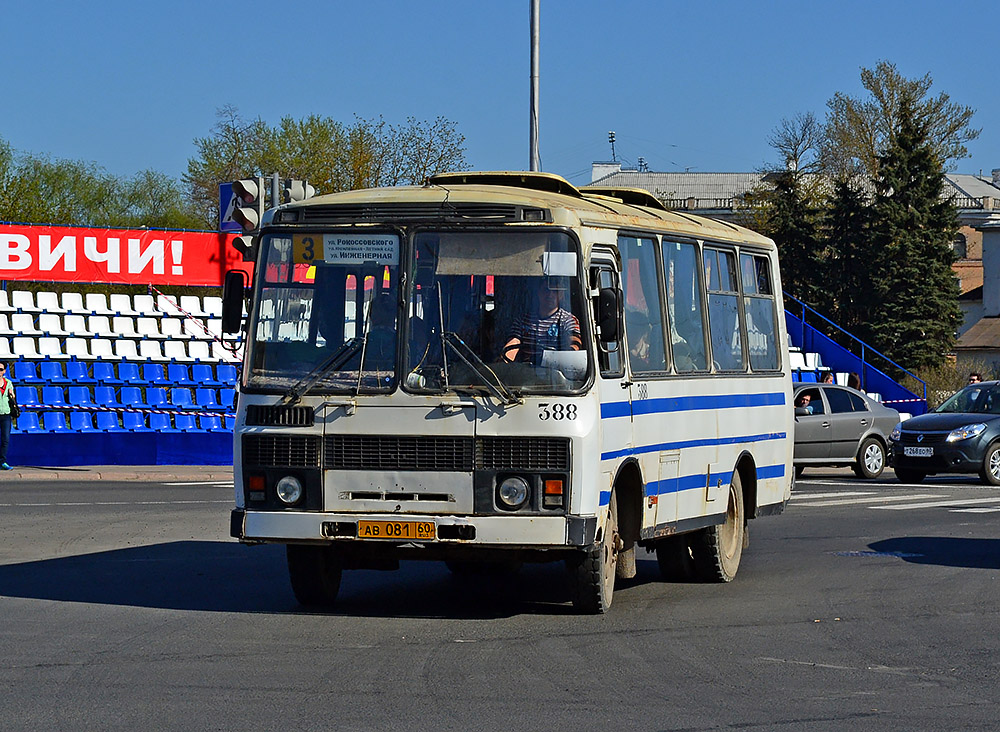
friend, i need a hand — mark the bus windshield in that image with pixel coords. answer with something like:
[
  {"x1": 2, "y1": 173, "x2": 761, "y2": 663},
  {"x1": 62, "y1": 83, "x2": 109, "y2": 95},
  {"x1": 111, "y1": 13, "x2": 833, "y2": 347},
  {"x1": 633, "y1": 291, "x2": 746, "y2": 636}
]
[
  {"x1": 404, "y1": 230, "x2": 590, "y2": 395},
  {"x1": 246, "y1": 231, "x2": 402, "y2": 394}
]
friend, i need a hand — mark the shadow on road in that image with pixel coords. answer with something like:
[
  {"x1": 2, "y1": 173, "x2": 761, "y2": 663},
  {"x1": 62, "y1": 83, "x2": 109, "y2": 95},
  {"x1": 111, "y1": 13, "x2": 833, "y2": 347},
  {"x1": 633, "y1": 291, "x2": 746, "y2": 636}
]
[
  {"x1": 0, "y1": 541, "x2": 604, "y2": 618},
  {"x1": 869, "y1": 536, "x2": 1000, "y2": 570}
]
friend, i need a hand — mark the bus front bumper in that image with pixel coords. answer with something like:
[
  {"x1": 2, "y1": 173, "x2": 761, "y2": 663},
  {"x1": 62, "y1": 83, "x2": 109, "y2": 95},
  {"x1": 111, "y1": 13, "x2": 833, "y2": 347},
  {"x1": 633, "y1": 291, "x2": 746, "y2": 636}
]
[{"x1": 231, "y1": 509, "x2": 597, "y2": 548}]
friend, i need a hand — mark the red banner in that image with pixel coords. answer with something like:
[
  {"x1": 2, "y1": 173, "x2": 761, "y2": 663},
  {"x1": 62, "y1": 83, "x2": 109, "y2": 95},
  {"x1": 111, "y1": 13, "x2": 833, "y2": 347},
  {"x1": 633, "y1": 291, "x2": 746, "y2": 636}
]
[{"x1": 0, "y1": 223, "x2": 253, "y2": 287}]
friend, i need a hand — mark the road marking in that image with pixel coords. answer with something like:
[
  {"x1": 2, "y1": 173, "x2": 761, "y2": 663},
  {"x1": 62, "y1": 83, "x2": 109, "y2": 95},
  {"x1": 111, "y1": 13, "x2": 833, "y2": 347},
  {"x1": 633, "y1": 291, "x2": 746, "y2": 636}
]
[
  {"x1": 0, "y1": 500, "x2": 233, "y2": 507},
  {"x1": 949, "y1": 507, "x2": 1000, "y2": 513},
  {"x1": 791, "y1": 491, "x2": 876, "y2": 500},
  {"x1": 796, "y1": 493, "x2": 943, "y2": 507},
  {"x1": 872, "y1": 496, "x2": 1000, "y2": 510},
  {"x1": 163, "y1": 481, "x2": 233, "y2": 487}
]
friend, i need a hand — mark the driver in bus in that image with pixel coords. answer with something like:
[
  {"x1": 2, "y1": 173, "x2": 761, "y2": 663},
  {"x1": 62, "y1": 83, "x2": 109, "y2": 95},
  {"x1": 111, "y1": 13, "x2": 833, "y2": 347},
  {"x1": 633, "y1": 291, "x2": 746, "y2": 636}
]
[{"x1": 502, "y1": 278, "x2": 581, "y2": 364}]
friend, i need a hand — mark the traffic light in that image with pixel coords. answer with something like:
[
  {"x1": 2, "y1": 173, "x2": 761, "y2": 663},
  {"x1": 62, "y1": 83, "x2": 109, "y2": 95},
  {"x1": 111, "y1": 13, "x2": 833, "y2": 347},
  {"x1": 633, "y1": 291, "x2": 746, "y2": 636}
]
[
  {"x1": 231, "y1": 177, "x2": 265, "y2": 261},
  {"x1": 282, "y1": 179, "x2": 316, "y2": 204}
]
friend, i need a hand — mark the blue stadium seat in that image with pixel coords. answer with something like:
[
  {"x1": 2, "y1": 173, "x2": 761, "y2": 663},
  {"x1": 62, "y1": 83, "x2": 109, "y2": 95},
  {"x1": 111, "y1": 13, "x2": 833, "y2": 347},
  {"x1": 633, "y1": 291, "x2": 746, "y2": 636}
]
[
  {"x1": 95, "y1": 386, "x2": 123, "y2": 408},
  {"x1": 195, "y1": 388, "x2": 221, "y2": 410},
  {"x1": 142, "y1": 363, "x2": 171, "y2": 386},
  {"x1": 145, "y1": 387, "x2": 168, "y2": 409},
  {"x1": 123, "y1": 412, "x2": 151, "y2": 432},
  {"x1": 68, "y1": 386, "x2": 95, "y2": 407},
  {"x1": 92, "y1": 361, "x2": 124, "y2": 385},
  {"x1": 224, "y1": 415, "x2": 236, "y2": 430},
  {"x1": 70, "y1": 411, "x2": 99, "y2": 432},
  {"x1": 65, "y1": 360, "x2": 96, "y2": 383},
  {"x1": 119, "y1": 362, "x2": 145, "y2": 385},
  {"x1": 216, "y1": 364, "x2": 238, "y2": 385},
  {"x1": 167, "y1": 363, "x2": 195, "y2": 386},
  {"x1": 148, "y1": 413, "x2": 181, "y2": 432},
  {"x1": 120, "y1": 386, "x2": 146, "y2": 409},
  {"x1": 219, "y1": 388, "x2": 236, "y2": 410},
  {"x1": 13, "y1": 361, "x2": 43, "y2": 385},
  {"x1": 200, "y1": 415, "x2": 229, "y2": 432},
  {"x1": 41, "y1": 386, "x2": 68, "y2": 407},
  {"x1": 40, "y1": 361, "x2": 70, "y2": 384},
  {"x1": 170, "y1": 388, "x2": 194, "y2": 410},
  {"x1": 192, "y1": 363, "x2": 221, "y2": 386},
  {"x1": 800, "y1": 371, "x2": 819, "y2": 383},
  {"x1": 174, "y1": 413, "x2": 201, "y2": 432},
  {"x1": 12, "y1": 411, "x2": 43, "y2": 434},
  {"x1": 43, "y1": 411, "x2": 72, "y2": 433},
  {"x1": 15, "y1": 386, "x2": 39, "y2": 409},
  {"x1": 96, "y1": 412, "x2": 128, "y2": 432}
]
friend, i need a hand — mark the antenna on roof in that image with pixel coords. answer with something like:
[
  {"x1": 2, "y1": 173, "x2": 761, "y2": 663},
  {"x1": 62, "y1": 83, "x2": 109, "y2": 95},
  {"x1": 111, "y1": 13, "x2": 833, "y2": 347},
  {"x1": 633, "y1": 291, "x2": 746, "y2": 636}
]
[{"x1": 608, "y1": 131, "x2": 617, "y2": 162}]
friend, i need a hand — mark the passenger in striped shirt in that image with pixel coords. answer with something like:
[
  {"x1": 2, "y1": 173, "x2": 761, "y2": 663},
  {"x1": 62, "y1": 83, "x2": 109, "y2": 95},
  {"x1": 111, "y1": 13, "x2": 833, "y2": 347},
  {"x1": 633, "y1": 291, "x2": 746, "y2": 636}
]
[{"x1": 502, "y1": 280, "x2": 581, "y2": 365}]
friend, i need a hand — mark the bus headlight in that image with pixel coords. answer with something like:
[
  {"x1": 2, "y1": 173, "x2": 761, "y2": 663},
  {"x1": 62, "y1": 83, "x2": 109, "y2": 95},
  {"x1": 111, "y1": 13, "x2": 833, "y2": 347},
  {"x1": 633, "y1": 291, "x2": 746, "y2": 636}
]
[
  {"x1": 497, "y1": 477, "x2": 530, "y2": 510},
  {"x1": 275, "y1": 476, "x2": 303, "y2": 505}
]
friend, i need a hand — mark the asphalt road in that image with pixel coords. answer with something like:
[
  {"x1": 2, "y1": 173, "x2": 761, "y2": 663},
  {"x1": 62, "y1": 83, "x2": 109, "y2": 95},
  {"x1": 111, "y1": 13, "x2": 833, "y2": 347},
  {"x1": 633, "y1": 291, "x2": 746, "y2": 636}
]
[{"x1": 1, "y1": 470, "x2": 998, "y2": 731}]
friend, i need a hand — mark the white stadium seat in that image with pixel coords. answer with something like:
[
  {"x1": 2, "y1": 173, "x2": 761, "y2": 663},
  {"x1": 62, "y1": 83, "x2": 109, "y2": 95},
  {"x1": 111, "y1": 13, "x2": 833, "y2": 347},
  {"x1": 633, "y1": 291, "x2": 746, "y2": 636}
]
[
  {"x1": 180, "y1": 295, "x2": 207, "y2": 318},
  {"x1": 87, "y1": 316, "x2": 116, "y2": 338},
  {"x1": 62, "y1": 314, "x2": 92, "y2": 337},
  {"x1": 64, "y1": 337, "x2": 92, "y2": 360},
  {"x1": 159, "y1": 318, "x2": 186, "y2": 340},
  {"x1": 0, "y1": 337, "x2": 14, "y2": 359},
  {"x1": 85, "y1": 293, "x2": 115, "y2": 316},
  {"x1": 112, "y1": 316, "x2": 138, "y2": 338},
  {"x1": 0, "y1": 315, "x2": 15, "y2": 337},
  {"x1": 156, "y1": 294, "x2": 181, "y2": 316},
  {"x1": 164, "y1": 340, "x2": 193, "y2": 362},
  {"x1": 135, "y1": 317, "x2": 162, "y2": 339},
  {"x1": 0, "y1": 291, "x2": 14, "y2": 313},
  {"x1": 184, "y1": 319, "x2": 212, "y2": 340},
  {"x1": 61, "y1": 291, "x2": 87, "y2": 314},
  {"x1": 187, "y1": 341, "x2": 211, "y2": 362},
  {"x1": 36, "y1": 291, "x2": 65, "y2": 313},
  {"x1": 38, "y1": 337, "x2": 68, "y2": 359},
  {"x1": 138, "y1": 340, "x2": 166, "y2": 361},
  {"x1": 203, "y1": 296, "x2": 223, "y2": 318},
  {"x1": 109, "y1": 294, "x2": 140, "y2": 317},
  {"x1": 11, "y1": 291, "x2": 41, "y2": 313},
  {"x1": 37, "y1": 313, "x2": 70, "y2": 337},
  {"x1": 90, "y1": 338, "x2": 118, "y2": 360},
  {"x1": 133, "y1": 294, "x2": 160, "y2": 318},
  {"x1": 11, "y1": 313, "x2": 42, "y2": 336},
  {"x1": 113, "y1": 339, "x2": 141, "y2": 361},
  {"x1": 212, "y1": 341, "x2": 241, "y2": 363}
]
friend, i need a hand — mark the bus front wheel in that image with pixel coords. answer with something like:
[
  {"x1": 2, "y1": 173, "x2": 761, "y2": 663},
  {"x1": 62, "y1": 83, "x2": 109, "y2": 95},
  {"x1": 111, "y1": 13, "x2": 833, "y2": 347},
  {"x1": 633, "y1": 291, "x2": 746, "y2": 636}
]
[
  {"x1": 287, "y1": 544, "x2": 342, "y2": 608},
  {"x1": 689, "y1": 471, "x2": 745, "y2": 583},
  {"x1": 567, "y1": 494, "x2": 619, "y2": 613}
]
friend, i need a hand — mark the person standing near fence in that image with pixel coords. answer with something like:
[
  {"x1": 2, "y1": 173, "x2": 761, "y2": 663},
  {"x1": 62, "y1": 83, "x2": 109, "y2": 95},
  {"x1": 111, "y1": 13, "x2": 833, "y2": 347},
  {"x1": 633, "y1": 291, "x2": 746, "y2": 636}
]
[{"x1": 0, "y1": 362, "x2": 14, "y2": 470}]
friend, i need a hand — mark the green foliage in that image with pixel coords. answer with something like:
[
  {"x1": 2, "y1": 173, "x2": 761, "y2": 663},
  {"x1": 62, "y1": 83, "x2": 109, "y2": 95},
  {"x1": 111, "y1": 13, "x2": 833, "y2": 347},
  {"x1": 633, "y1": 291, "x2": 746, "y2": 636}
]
[
  {"x1": 824, "y1": 178, "x2": 875, "y2": 340},
  {"x1": 184, "y1": 107, "x2": 468, "y2": 229},
  {"x1": 905, "y1": 357, "x2": 995, "y2": 409}
]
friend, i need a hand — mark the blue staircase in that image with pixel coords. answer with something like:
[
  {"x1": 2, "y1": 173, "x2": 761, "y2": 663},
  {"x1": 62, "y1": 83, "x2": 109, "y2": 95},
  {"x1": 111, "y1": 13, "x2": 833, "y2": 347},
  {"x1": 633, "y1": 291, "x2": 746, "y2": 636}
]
[{"x1": 784, "y1": 294, "x2": 928, "y2": 416}]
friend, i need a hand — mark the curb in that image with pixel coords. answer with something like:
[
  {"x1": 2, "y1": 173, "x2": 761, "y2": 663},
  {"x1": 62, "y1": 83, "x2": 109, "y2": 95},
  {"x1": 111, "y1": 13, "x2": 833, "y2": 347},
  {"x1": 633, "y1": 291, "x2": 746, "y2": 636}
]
[{"x1": 1, "y1": 466, "x2": 234, "y2": 482}]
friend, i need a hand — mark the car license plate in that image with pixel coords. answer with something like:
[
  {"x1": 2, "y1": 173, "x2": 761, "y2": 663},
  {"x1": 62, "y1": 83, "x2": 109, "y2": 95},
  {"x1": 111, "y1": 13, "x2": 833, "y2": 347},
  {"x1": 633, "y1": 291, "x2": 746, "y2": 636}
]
[
  {"x1": 357, "y1": 520, "x2": 435, "y2": 540},
  {"x1": 904, "y1": 446, "x2": 933, "y2": 458}
]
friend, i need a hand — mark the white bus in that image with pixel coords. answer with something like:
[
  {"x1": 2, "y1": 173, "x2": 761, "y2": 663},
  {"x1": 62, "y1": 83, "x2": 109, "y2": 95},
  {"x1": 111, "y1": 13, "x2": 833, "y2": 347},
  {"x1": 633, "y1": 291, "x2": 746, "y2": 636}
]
[{"x1": 225, "y1": 172, "x2": 793, "y2": 613}]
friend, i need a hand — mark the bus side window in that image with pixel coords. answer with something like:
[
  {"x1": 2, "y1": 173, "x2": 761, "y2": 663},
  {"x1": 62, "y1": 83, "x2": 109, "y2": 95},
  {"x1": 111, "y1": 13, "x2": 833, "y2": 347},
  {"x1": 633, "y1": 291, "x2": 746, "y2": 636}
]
[
  {"x1": 740, "y1": 252, "x2": 779, "y2": 371},
  {"x1": 704, "y1": 247, "x2": 746, "y2": 371},
  {"x1": 591, "y1": 265, "x2": 623, "y2": 377},
  {"x1": 662, "y1": 240, "x2": 708, "y2": 371},
  {"x1": 618, "y1": 235, "x2": 667, "y2": 373}
]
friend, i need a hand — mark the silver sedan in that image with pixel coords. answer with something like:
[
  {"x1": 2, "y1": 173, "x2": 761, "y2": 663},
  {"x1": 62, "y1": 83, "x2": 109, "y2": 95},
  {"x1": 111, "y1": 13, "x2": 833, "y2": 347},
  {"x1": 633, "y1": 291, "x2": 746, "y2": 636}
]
[{"x1": 793, "y1": 383, "x2": 901, "y2": 479}]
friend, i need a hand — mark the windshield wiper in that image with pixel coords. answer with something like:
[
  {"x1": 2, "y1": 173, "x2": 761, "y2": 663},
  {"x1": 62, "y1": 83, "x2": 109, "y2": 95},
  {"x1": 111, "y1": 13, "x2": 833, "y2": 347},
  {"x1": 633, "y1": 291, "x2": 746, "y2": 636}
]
[
  {"x1": 442, "y1": 331, "x2": 521, "y2": 406},
  {"x1": 281, "y1": 337, "x2": 364, "y2": 405}
]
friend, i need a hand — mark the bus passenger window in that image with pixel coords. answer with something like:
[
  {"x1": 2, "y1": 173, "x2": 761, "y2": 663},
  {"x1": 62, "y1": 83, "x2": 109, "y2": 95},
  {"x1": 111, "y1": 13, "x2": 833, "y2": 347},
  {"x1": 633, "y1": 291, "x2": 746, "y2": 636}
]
[
  {"x1": 704, "y1": 248, "x2": 745, "y2": 371},
  {"x1": 740, "y1": 253, "x2": 778, "y2": 370},
  {"x1": 662, "y1": 241, "x2": 708, "y2": 371},
  {"x1": 618, "y1": 235, "x2": 667, "y2": 373}
]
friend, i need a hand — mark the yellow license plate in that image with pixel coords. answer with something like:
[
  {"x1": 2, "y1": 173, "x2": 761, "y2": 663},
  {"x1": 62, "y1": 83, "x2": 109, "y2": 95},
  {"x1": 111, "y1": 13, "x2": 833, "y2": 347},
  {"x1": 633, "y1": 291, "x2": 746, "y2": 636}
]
[{"x1": 357, "y1": 520, "x2": 435, "y2": 541}]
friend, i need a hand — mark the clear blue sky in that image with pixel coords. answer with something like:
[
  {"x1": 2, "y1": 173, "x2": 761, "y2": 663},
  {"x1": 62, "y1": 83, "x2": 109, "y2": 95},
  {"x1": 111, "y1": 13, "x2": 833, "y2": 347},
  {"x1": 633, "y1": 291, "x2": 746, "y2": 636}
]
[{"x1": 3, "y1": 0, "x2": 997, "y2": 187}]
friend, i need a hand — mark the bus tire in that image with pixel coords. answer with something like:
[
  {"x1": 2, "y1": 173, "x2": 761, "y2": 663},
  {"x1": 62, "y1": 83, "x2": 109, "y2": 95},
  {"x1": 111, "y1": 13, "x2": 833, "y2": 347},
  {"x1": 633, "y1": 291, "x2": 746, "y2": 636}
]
[
  {"x1": 655, "y1": 534, "x2": 694, "y2": 581},
  {"x1": 567, "y1": 494, "x2": 619, "y2": 613},
  {"x1": 689, "y1": 471, "x2": 745, "y2": 583},
  {"x1": 287, "y1": 544, "x2": 342, "y2": 608}
]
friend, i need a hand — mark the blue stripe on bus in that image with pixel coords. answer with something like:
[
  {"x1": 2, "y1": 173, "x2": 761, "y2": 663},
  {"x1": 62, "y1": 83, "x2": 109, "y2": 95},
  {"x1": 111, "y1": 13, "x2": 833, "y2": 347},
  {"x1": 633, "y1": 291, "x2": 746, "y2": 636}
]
[
  {"x1": 600, "y1": 391, "x2": 786, "y2": 420},
  {"x1": 600, "y1": 463, "x2": 786, "y2": 506},
  {"x1": 600, "y1": 432, "x2": 787, "y2": 462}
]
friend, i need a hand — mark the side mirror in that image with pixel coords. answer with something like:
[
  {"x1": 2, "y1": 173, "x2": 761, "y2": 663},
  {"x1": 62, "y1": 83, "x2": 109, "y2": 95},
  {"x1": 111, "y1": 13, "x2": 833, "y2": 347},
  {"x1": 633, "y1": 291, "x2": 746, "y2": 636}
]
[
  {"x1": 597, "y1": 287, "x2": 621, "y2": 342},
  {"x1": 794, "y1": 407, "x2": 810, "y2": 417},
  {"x1": 222, "y1": 269, "x2": 248, "y2": 334}
]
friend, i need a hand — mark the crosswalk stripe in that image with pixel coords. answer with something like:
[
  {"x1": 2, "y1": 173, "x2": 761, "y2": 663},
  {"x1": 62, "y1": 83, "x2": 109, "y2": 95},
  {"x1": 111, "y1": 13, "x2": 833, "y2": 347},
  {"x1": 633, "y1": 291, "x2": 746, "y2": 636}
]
[
  {"x1": 949, "y1": 507, "x2": 1000, "y2": 513},
  {"x1": 791, "y1": 491, "x2": 875, "y2": 500},
  {"x1": 872, "y1": 496, "x2": 1000, "y2": 510},
  {"x1": 795, "y1": 493, "x2": 943, "y2": 507}
]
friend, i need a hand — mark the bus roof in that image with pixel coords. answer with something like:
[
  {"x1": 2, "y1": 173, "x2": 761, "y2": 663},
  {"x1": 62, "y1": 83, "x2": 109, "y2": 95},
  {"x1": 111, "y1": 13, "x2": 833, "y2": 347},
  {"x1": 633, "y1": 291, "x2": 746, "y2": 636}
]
[{"x1": 276, "y1": 171, "x2": 774, "y2": 249}]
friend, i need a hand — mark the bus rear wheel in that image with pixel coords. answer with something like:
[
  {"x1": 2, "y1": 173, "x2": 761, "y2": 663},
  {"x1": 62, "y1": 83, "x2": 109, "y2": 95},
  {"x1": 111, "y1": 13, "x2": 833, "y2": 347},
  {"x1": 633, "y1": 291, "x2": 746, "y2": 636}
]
[
  {"x1": 689, "y1": 471, "x2": 745, "y2": 583},
  {"x1": 567, "y1": 494, "x2": 619, "y2": 613},
  {"x1": 287, "y1": 544, "x2": 342, "y2": 608}
]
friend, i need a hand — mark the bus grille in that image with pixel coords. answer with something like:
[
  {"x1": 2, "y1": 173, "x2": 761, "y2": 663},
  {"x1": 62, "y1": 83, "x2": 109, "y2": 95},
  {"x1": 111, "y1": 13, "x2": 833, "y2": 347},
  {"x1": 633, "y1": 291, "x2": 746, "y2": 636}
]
[
  {"x1": 325, "y1": 435, "x2": 475, "y2": 472},
  {"x1": 243, "y1": 435, "x2": 322, "y2": 467},
  {"x1": 477, "y1": 437, "x2": 571, "y2": 471},
  {"x1": 245, "y1": 405, "x2": 315, "y2": 427}
]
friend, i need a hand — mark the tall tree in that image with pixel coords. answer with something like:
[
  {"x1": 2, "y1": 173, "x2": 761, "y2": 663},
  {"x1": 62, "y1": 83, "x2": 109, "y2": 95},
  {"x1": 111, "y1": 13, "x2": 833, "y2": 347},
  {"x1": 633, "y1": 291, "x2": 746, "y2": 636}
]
[
  {"x1": 867, "y1": 97, "x2": 961, "y2": 369},
  {"x1": 823, "y1": 177, "x2": 875, "y2": 340},
  {"x1": 822, "y1": 60, "x2": 979, "y2": 179},
  {"x1": 184, "y1": 108, "x2": 467, "y2": 229}
]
